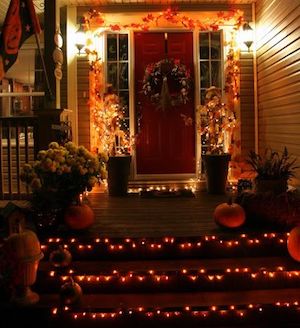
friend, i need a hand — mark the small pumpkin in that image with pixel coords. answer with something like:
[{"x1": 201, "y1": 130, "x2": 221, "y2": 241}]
[
  {"x1": 60, "y1": 278, "x2": 82, "y2": 305},
  {"x1": 5, "y1": 228, "x2": 44, "y2": 263},
  {"x1": 64, "y1": 204, "x2": 94, "y2": 230},
  {"x1": 49, "y1": 245, "x2": 72, "y2": 268},
  {"x1": 287, "y1": 226, "x2": 300, "y2": 262},
  {"x1": 213, "y1": 198, "x2": 246, "y2": 229}
]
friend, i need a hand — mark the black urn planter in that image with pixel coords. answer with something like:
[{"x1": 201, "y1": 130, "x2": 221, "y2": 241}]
[
  {"x1": 107, "y1": 156, "x2": 131, "y2": 196},
  {"x1": 202, "y1": 153, "x2": 231, "y2": 194}
]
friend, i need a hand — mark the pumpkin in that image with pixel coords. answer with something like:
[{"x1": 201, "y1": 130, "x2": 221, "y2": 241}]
[
  {"x1": 60, "y1": 278, "x2": 82, "y2": 305},
  {"x1": 49, "y1": 245, "x2": 72, "y2": 268},
  {"x1": 4, "y1": 228, "x2": 43, "y2": 305},
  {"x1": 5, "y1": 229, "x2": 44, "y2": 263},
  {"x1": 64, "y1": 204, "x2": 94, "y2": 230},
  {"x1": 287, "y1": 226, "x2": 300, "y2": 262},
  {"x1": 213, "y1": 198, "x2": 246, "y2": 229}
]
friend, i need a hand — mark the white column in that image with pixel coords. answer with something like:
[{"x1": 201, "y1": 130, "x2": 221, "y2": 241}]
[{"x1": 66, "y1": 6, "x2": 78, "y2": 144}]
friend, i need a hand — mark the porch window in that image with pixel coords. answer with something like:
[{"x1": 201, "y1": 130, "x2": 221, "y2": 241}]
[
  {"x1": 0, "y1": 47, "x2": 45, "y2": 117},
  {"x1": 199, "y1": 31, "x2": 222, "y2": 104},
  {"x1": 106, "y1": 33, "x2": 130, "y2": 147},
  {"x1": 199, "y1": 31, "x2": 222, "y2": 155}
]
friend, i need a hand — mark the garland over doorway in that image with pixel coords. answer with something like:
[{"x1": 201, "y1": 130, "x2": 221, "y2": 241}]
[{"x1": 85, "y1": 8, "x2": 243, "y2": 161}]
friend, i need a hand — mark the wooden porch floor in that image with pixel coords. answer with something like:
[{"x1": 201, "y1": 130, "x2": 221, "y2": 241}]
[
  {"x1": 1, "y1": 190, "x2": 280, "y2": 238},
  {"x1": 84, "y1": 190, "x2": 262, "y2": 238}
]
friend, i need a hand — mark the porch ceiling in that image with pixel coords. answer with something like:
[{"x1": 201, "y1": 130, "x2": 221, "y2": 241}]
[{"x1": 0, "y1": 0, "x2": 255, "y2": 25}]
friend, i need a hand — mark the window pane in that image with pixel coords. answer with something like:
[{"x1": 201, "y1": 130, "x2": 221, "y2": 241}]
[
  {"x1": 119, "y1": 91, "x2": 129, "y2": 117},
  {"x1": 119, "y1": 63, "x2": 128, "y2": 89},
  {"x1": 200, "y1": 62, "x2": 210, "y2": 88},
  {"x1": 107, "y1": 34, "x2": 117, "y2": 61},
  {"x1": 107, "y1": 63, "x2": 118, "y2": 89},
  {"x1": 199, "y1": 33, "x2": 209, "y2": 59},
  {"x1": 211, "y1": 61, "x2": 221, "y2": 87},
  {"x1": 200, "y1": 89, "x2": 206, "y2": 105},
  {"x1": 211, "y1": 32, "x2": 221, "y2": 59},
  {"x1": 119, "y1": 34, "x2": 128, "y2": 60}
]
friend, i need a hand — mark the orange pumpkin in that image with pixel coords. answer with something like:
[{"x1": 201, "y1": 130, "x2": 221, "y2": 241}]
[
  {"x1": 49, "y1": 245, "x2": 72, "y2": 268},
  {"x1": 60, "y1": 278, "x2": 82, "y2": 305},
  {"x1": 213, "y1": 199, "x2": 246, "y2": 229},
  {"x1": 287, "y1": 226, "x2": 300, "y2": 262},
  {"x1": 64, "y1": 204, "x2": 94, "y2": 230}
]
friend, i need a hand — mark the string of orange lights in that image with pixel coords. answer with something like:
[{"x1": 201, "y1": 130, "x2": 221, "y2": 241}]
[
  {"x1": 51, "y1": 302, "x2": 300, "y2": 320},
  {"x1": 41, "y1": 233, "x2": 289, "y2": 257}
]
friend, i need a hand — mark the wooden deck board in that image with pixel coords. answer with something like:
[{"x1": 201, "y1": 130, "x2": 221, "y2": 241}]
[
  {"x1": 38, "y1": 288, "x2": 300, "y2": 308},
  {"x1": 39, "y1": 256, "x2": 300, "y2": 273},
  {"x1": 85, "y1": 191, "x2": 230, "y2": 237}
]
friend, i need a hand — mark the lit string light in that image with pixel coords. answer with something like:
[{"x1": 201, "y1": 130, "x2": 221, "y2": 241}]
[
  {"x1": 50, "y1": 302, "x2": 300, "y2": 320},
  {"x1": 42, "y1": 232, "x2": 290, "y2": 255}
]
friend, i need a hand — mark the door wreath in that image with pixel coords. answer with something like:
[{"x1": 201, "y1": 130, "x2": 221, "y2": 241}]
[{"x1": 142, "y1": 58, "x2": 192, "y2": 110}]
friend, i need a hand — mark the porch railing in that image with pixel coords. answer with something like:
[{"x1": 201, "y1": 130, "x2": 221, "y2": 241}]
[{"x1": 0, "y1": 116, "x2": 39, "y2": 200}]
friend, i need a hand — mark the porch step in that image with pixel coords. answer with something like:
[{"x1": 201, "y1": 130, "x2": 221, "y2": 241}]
[
  {"x1": 2, "y1": 289, "x2": 300, "y2": 327},
  {"x1": 41, "y1": 232, "x2": 289, "y2": 260},
  {"x1": 35, "y1": 256, "x2": 300, "y2": 294},
  {"x1": 2, "y1": 235, "x2": 300, "y2": 327}
]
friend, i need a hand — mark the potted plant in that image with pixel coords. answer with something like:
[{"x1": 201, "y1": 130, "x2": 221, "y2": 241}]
[
  {"x1": 198, "y1": 87, "x2": 237, "y2": 194},
  {"x1": 247, "y1": 147, "x2": 299, "y2": 194},
  {"x1": 20, "y1": 142, "x2": 100, "y2": 232}
]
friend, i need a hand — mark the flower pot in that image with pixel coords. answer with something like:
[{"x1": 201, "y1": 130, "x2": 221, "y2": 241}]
[
  {"x1": 255, "y1": 178, "x2": 288, "y2": 195},
  {"x1": 202, "y1": 153, "x2": 231, "y2": 194},
  {"x1": 107, "y1": 156, "x2": 131, "y2": 196}
]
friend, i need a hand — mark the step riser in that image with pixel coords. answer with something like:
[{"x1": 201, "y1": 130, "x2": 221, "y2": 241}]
[
  {"x1": 35, "y1": 271, "x2": 300, "y2": 294},
  {"x1": 42, "y1": 242, "x2": 289, "y2": 260}
]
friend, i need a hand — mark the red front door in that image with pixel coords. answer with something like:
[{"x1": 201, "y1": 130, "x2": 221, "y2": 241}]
[{"x1": 134, "y1": 32, "x2": 195, "y2": 175}]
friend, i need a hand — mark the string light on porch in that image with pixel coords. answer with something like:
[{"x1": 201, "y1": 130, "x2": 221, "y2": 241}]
[
  {"x1": 50, "y1": 302, "x2": 300, "y2": 321},
  {"x1": 84, "y1": 7, "x2": 244, "y2": 161},
  {"x1": 41, "y1": 232, "x2": 290, "y2": 259},
  {"x1": 50, "y1": 268, "x2": 300, "y2": 288}
]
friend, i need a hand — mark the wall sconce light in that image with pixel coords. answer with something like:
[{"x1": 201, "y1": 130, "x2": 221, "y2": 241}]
[
  {"x1": 75, "y1": 17, "x2": 86, "y2": 55},
  {"x1": 241, "y1": 22, "x2": 254, "y2": 51}
]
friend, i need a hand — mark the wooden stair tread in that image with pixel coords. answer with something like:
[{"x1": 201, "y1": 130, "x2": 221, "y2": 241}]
[
  {"x1": 37, "y1": 288, "x2": 300, "y2": 308},
  {"x1": 39, "y1": 256, "x2": 300, "y2": 273}
]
